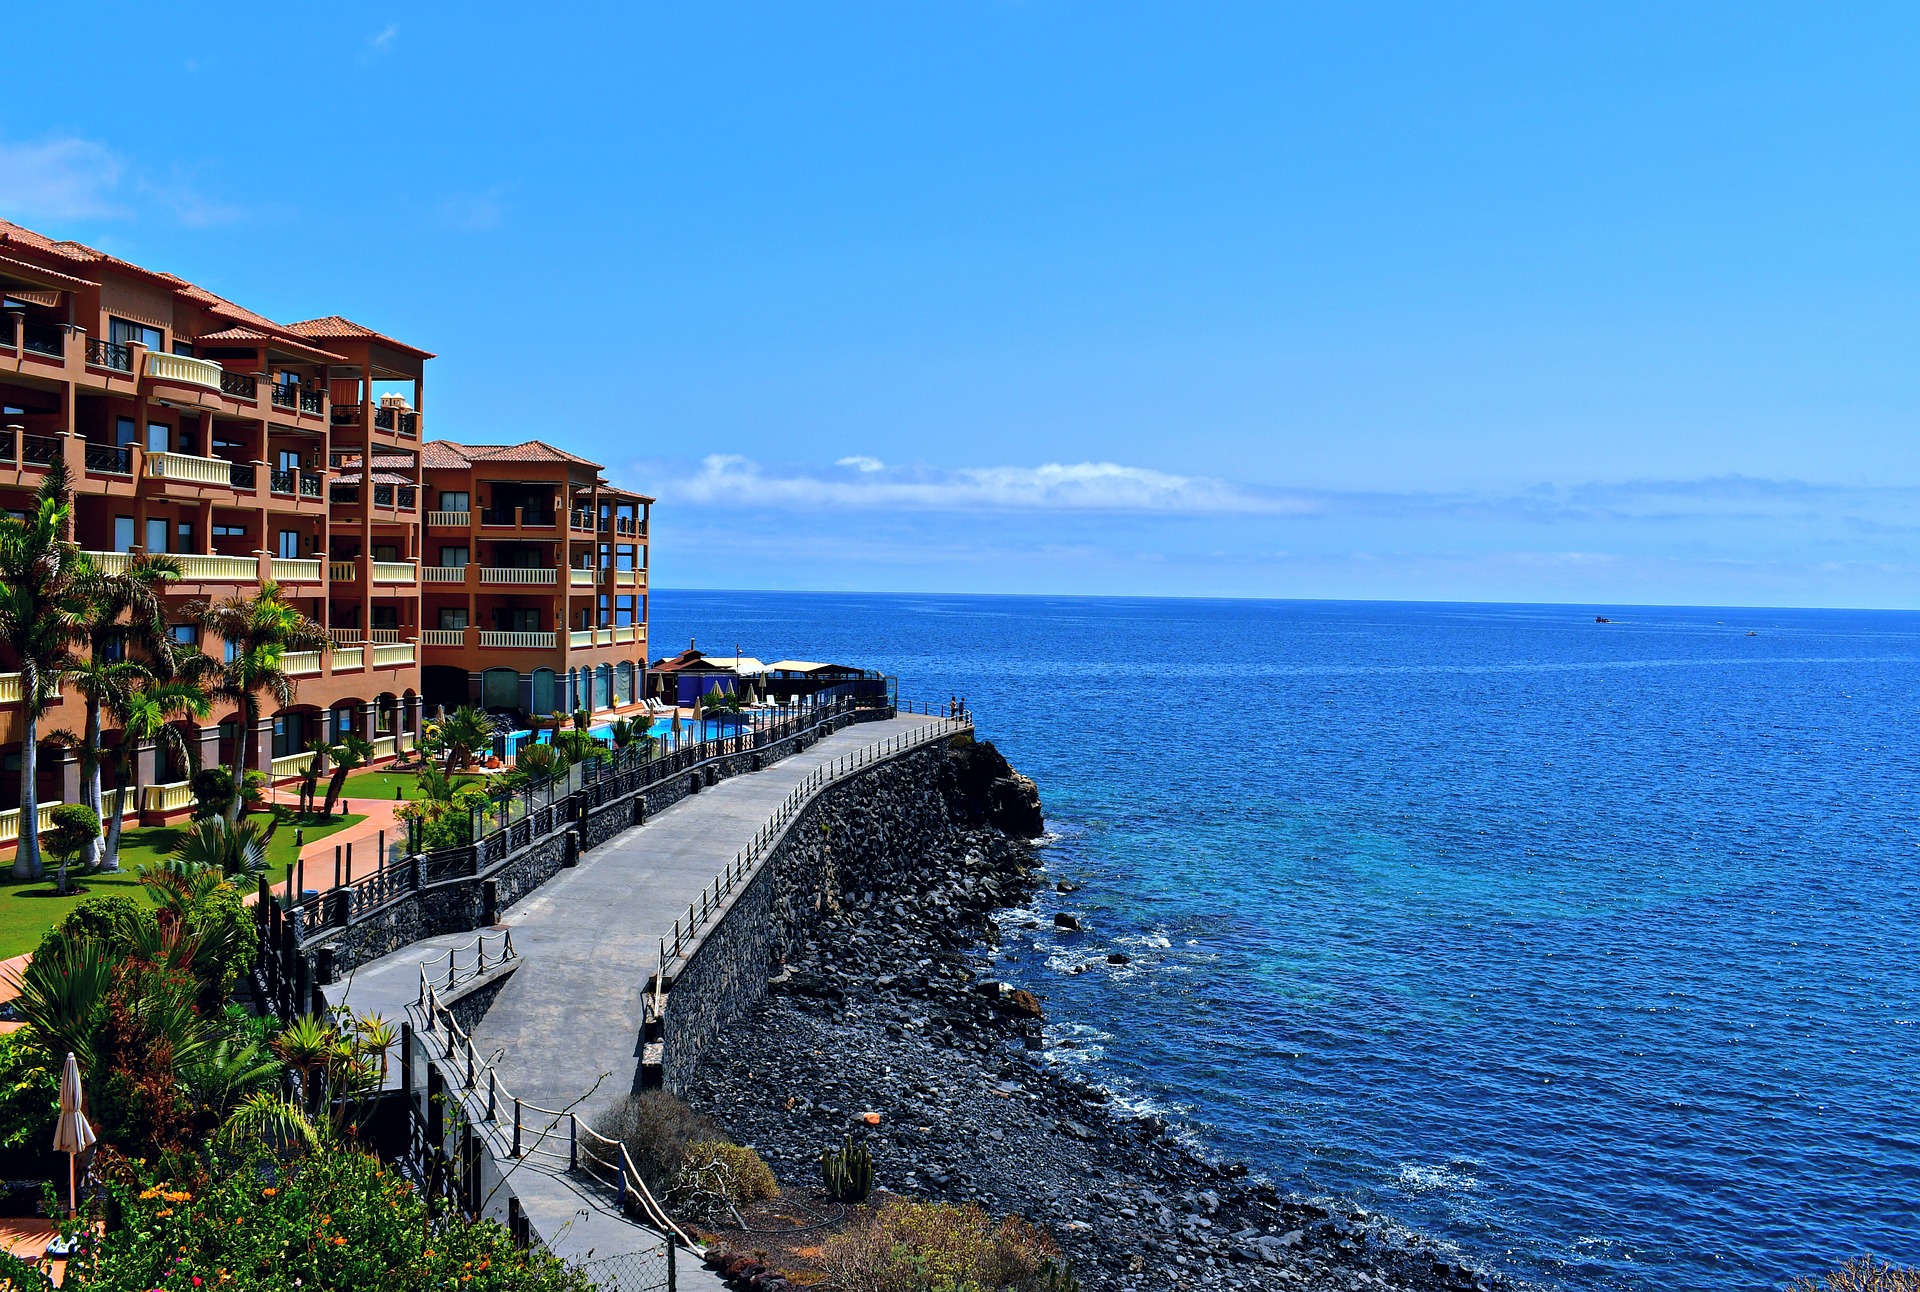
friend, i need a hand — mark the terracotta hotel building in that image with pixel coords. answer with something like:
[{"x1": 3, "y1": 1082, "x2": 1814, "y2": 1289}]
[{"x1": 0, "y1": 219, "x2": 650, "y2": 827}]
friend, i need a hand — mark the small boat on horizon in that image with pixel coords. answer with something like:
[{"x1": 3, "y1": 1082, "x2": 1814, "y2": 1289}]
[{"x1": 1594, "y1": 616, "x2": 1611, "y2": 623}]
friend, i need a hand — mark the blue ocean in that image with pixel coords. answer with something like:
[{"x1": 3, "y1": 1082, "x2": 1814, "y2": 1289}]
[{"x1": 654, "y1": 591, "x2": 1920, "y2": 1292}]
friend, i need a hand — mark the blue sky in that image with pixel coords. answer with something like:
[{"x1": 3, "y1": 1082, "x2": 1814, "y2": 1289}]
[{"x1": 5, "y1": 4, "x2": 1919, "y2": 606}]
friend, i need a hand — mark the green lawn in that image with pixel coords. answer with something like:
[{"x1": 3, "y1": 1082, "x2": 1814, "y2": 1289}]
[
  {"x1": 340, "y1": 770, "x2": 481, "y2": 802},
  {"x1": 0, "y1": 806, "x2": 365, "y2": 959}
]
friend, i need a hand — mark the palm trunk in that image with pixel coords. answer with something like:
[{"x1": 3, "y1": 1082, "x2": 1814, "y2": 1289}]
[
  {"x1": 12, "y1": 703, "x2": 42, "y2": 881},
  {"x1": 226, "y1": 696, "x2": 253, "y2": 826},
  {"x1": 103, "y1": 743, "x2": 133, "y2": 872},
  {"x1": 80, "y1": 696, "x2": 103, "y2": 871}
]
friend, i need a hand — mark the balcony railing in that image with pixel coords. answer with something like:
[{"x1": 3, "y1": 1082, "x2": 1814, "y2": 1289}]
[
  {"x1": 87, "y1": 338, "x2": 133, "y2": 372},
  {"x1": 328, "y1": 627, "x2": 363, "y2": 645},
  {"x1": 569, "y1": 567, "x2": 597, "y2": 587},
  {"x1": 270, "y1": 558, "x2": 321, "y2": 582},
  {"x1": 373, "y1": 484, "x2": 393, "y2": 507},
  {"x1": 369, "y1": 629, "x2": 402, "y2": 643},
  {"x1": 87, "y1": 551, "x2": 259, "y2": 581},
  {"x1": 269, "y1": 469, "x2": 296, "y2": 494},
  {"x1": 331, "y1": 403, "x2": 360, "y2": 426},
  {"x1": 0, "y1": 672, "x2": 20, "y2": 703},
  {"x1": 569, "y1": 629, "x2": 593, "y2": 647},
  {"x1": 422, "y1": 565, "x2": 467, "y2": 583},
  {"x1": 270, "y1": 384, "x2": 298, "y2": 410},
  {"x1": 371, "y1": 406, "x2": 420, "y2": 436},
  {"x1": 329, "y1": 561, "x2": 356, "y2": 582},
  {"x1": 282, "y1": 651, "x2": 323, "y2": 677},
  {"x1": 21, "y1": 434, "x2": 59, "y2": 465},
  {"x1": 477, "y1": 631, "x2": 556, "y2": 649},
  {"x1": 20, "y1": 322, "x2": 65, "y2": 358},
  {"x1": 220, "y1": 370, "x2": 257, "y2": 400},
  {"x1": 421, "y1": 629, "x2": 467, "y2": 646},
  {"x1": 143, "y1": 352, "x2": 223, "y2": 392},
  {"x1": 147, "y1": 451, "x2": 238, "y2": 487},
  {"x1": 371, "y1": 561, "x2": 417, "y2": 584},
  {"x1": 328, "y1": 483, "x2": 359, "y2": 504},
  {"x1": 478, "y1": 567, "x2": 557, "y2": 585},
  {"x1": 333, "y1": 646, "x2": 364, "y2": 671},
  {"x1": 299, "y1": 472, "x2": 323, "y2": 498},
  {"x1": 229, "y1": 461, "x2": 257, "y2": 490},
  {"x1": 84, "y1": 442, "x2": 132, "y2": 475},
  {"x1": 612, "y1": 569, "x2": 641, "y2": 588},
  {"x1": 299, "y1": 389, "x2": 324, "y2": 415},
  {"x1": 372, "y1": 642, "x2": 415, "y2": 668},
  {"x1": 426, "y1": 510, "x2": 470, "y2": 528},
  {"x1": 481, "y1": 510, "x2": 556, "y2": 529},
  {"x1": 613, "y1": 625, "x2": 637, "y2": 643},
  {"x1": 570, "y1": 511, "x2": 596, "y2": 532}
]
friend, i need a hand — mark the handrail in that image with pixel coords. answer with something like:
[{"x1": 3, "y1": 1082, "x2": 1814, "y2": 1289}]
[
  {"x1": 415, "y1": 928, "x2": 517, "y2": 1004},
  {"x1": 410, "y1": 978, "x2": 697, "y2": 1252}
]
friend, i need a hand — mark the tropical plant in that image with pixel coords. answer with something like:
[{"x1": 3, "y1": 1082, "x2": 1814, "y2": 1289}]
[
  {"x1": 396, "y1": 763, "x2": 489, "y2": 851},
  {"x1": 168, "y1": 816, "x2": 267, "y2": 880},
  {"x1": 515, "y1": 739, "x2": 564, "y2": 780},
  {"x1": 64, "y1": 552, "x2": 180, "y2": 868},
  {"x1": 608, "y1": 716, "x2": 637, "y2": 749},
  {"x1": 704, "y1": 686, "x2": 743, "y2": 715},
  {"x1": 319, "y1": 731, "x2": 374, "y2": 817},
  {"x1": 188, "y1": 765, "x2": 234, "y2": 820},
  {"x1": 186, "y1": 580, "x2": 329, "y2": 822},
  {"x1": 819, "y1": 1199, "x2": 1063, "y2": 1292},
  {"x1": 439, "y1": 703, "x2": 493, "y2": 770},
  {"x1": 44, "y1": 803, "x2": 100, "y2": 896},
  {"x1": 100, "y1": 676, "x2": 209, "y2": 871},
  {"x1": 0, "y1": 460, "x2": 89, "y2": 880},
  {"x1": 0, "y1": 1144, "x2": 595, "y2": 1292}
]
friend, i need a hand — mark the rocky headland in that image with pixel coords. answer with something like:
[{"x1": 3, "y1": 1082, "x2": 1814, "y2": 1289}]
[{"x1": 682, "y1": 738, "x2": 1498, "y2": 1292}]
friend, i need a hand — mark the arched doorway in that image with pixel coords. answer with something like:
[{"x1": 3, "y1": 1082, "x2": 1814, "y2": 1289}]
[
  {"x1": 531, "y1": 667, "x2": 556, "y2": 717},
  {"x1": 482, "y1": 667, "x2": 520, "y2": 712}
]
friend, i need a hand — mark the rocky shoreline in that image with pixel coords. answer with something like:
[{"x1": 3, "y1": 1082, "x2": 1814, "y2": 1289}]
[{"x1": 681, "y1": 806, "x2": 1502, "y2": 1292}]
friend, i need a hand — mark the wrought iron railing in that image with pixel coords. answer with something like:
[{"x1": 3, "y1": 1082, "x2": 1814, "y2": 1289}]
[
  {"x1": 84, "y1": 442, "x2": 132, "y2": 475},
  {"x1": 87, "y1": 337, "x2": 133, "y2": 372},
  {"x1": 374, "y1": 405, "x2": 397, "y2": 430},
  {"x1": 20, "y1": 322, "x2": 64, "y2": 358},
  {"x1": 332, "y1": 402, "x2": 361, "y2": 426},
  {"x1": 220, "y1": 370, "x2": 257, "y2": 399},
  {"x1": 399, "y1": 411, "x2": 419, "y2": 435},
  {"x1": 329, "y1": 483, "x2": 359, "y2": 504},
  {"x1": 299, "y1": 388, "x2": 324, "y2": 414},
  {"x1": 270, "y1": 383, "x2": 298, "y2": 409},
  {"x1": 21, "y1": 434, "x2": 60, "y2": 465},
  {"x1": 229, "y1": 461, "x2": 256, "y2": 489},
  {"x1": 397, "y1": 486, "x2": 417, "y2": 509},
  {"x1": 269, "y1": 469, "x2": 296, "y2": 494},
  {"x1": 299, "y1": 472, "x2": 323, "y2": 498},
  {"x1": 374, "y1": 483, "x2": 394, "y2": 507}
]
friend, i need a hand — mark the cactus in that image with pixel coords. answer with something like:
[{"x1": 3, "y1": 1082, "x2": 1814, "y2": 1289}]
[
  {"x1": 1037, "y1": 1259, "x2": 1080, "y2": 1292},
  {"x1": 819, "y1": 1134, "x2": 874, "y2": 1202}
]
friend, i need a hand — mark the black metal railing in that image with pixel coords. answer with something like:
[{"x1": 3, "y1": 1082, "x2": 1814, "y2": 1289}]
[
  {"x1": 270, "y1": 469, "x2": 296, "y2": 494},
  {"x1": 482, "y1": 509, "x2": 555, "y2": 528},
  {"x1": 229, "y1": 462, "x2": 257, "y2": 489},
  {"x1": 84, "y1": 442, "x2": 132, "y2": 475},
  {"x1": 299, "y1": 472, "x2": 323, "y2": 498},
  {"x1": 373, "y1": 406, "x2": 396, "y2": 430},
  {"x1": 299, "y1": 389, "x2": 324, "y2": 415},
  {"x1": 87, "y1": 337, "x2": 133, "y2": 372},
  {"x1": 20, "y1": 322, "x2": 64, "y2": 358},
  {"x1": 397, "y1": 486, "x2": 417, "y2": 510},
  {"x1": 270, "y1": 384, "x2": 298, "y2": 410},
  {"x1": 331, "y1": 403, "x2": 361, "y2": 426},
  {"x1": 21, "y1": 434, "x2": 60, "y2": 465},
  {"x1": 399, "y1": 411, "x2": 418, "y2": 435},
  {"x1": 374, "y1": 484, "x2": 394, "y2": 507},
  {"x1": 221, "y1": 370, "x2": 257, "y2": 399}
]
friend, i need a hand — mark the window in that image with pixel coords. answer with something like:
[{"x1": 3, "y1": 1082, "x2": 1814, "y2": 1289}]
[
  {"x1": 278, "y1": 530, "x2": 301, "y2": 559},
  {"x1": 145, "y1": 518, "x2": 168, "y2": 554},
  {"x1": 372, "y1": 543, "x2": 399, "y2": 562},
  {"x1": 113, "y1": 516, "x2": 135, "y2": 553},
  {"x1": 176, "y1": 521, "x2": 194, "y2": 553},
  {"x1": 439, "y1": 491, "x2": 469, "y2": 512},
  {"x1": 115, "y1": 417, "x2": 138, "y2": 449},
  {"x1": 277, "y1": 449, "x2": 301, "y2": 473},
  {"x1": 493, "y1": 607, "x2": 540, "y2": 632},
  {"x1": 109, "y1": 318, "x2": 163, "y2": 351},
  {"x1": 147, "y1": 422, "x2": 170, "y2": 453},
  {"x1": 272, "y1": 712, "x2": 307, "y2": 759},
  {"x1": 168, "y1": 624, "x2": 197, "y2": 646},
  {"x1": 615, "y1": 596, "x2": 635, "y2": 627},
  {"x1": 224, "y1": 640, "x2": 239, "y2": 663},
  {"x1": 371, "y1": 605, "x2": 398, "y2": 630},
  {"x1": 438, "y1": 546, "x2": 468, "y2": 568},
  {"x1": 100, "y1": 638, "x2": 125, "y2": 662},
  {"x1": 212, "y1": 524, "x2": 246, "y2": 538},
  {"x1": 438, "y1": 607, "x2": 468, "y2": 630},
  {"x1": 171, "y1": 340, "x2": 195, "y2": 357}
]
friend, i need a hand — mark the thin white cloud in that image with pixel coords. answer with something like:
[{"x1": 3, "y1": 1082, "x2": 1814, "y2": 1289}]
[
  {"x1": 836, "y1": 455, "x2": 886, "y2": 473},
  {"x1": 669, "y1": 455, "x2": 1309, "y2": 515},
  {"x1": 0, "y1": 137, "x2": 127, "y2": 222},
  {"x1": 367, "y1": 23, "x2": 399, "y2": 53}
]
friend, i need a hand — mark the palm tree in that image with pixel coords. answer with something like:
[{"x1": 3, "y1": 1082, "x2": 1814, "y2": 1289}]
[
  {"x1": 318, "y1": 732, "x2": 373, "y2": 818},
  {"x1": 187, "y1": 582, "x2": 329, "y2": 824},
  {"x1": 100, "y1": 677, "x2": 211, "y2": 872},
  {"x1": 0, "y1": 462, "x2": 88, "y2": 880},
  {"x1": 53, "y1": 654, "x2": 150, "y2": 869},
  {"x1": 438, "y1": 704, "x2": 493, "y2": 771},
  {"x1": 67, "y1": 553, "x2": 179, "y2": 867}
]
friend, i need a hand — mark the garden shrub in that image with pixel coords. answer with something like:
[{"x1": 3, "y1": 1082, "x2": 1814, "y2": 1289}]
[
  {"x1": 1790, "y1": 1260, "x2": 1920, "y2": 1292},
  {"x1": 676, "y1": 1139, "x2": 778, "y2": 1212},
  {"x1": 0, "y1": 1030, "x2": 57, "y2": 1153},
  {"x1": 594, "y1": 1090, "x2": 720, "y2": 1200},
  {"x1": 32, "y1": 895, "x2": 155, "y2": 964},
  {"x1": 0, "y1": 1144, "x2": 591, "y2": 1291},
  {"x1": 820, "y1": 1198, "x2": 1060, "y2": 1292},
  {"x1": 188, "y1": 767, "x2": 233, "y2": 819}
]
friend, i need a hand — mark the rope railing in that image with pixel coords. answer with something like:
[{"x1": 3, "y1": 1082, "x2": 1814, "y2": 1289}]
[
  {"x1": 652, "y1": 715, "x2": 971, "y2": 992},
  {"x1": 416, "y1": 928, "x2": 517, "y2": 1005},
  {"x1": 410, "y1": 982, "x2": 696, "y2": 1251}
]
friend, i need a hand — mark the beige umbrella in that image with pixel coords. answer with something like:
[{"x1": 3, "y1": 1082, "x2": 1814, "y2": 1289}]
[{"x1": 52, "y1": 1052, "x2": 93, "y2": 1217}]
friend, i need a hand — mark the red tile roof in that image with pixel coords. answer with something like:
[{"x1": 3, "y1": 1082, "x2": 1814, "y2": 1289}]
[
  {"x1": 424, "y1": 439, "x2": 603, "y2": 470},
  {"x1": 286, "y1": 315, "x2": 435, "y2": 359}
]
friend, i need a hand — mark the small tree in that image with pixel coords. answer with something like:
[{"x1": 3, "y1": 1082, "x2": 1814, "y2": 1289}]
[
  {"x1": 319, "y1": 733, "x2": 374, "y2": 817},
  {"x1": 438, "y1": 705, "x2": 493, "y2": 771},
  {"x1": 44, "y1": 803, "x2": 100, "y2": 896}
]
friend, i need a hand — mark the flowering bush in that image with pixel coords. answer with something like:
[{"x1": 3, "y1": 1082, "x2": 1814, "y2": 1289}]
[
  {"x1": 0, "y1": 1145, "x2": 591, "y2": 1292},
  {"x1": 820, "y1": 1198, "x2": 1061, "y2": 1292}
]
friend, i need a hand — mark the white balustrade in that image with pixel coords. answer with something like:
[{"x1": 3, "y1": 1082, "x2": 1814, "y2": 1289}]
[
  {"x1": 372, "y1": 642, "x2": 416, "y2": 667},
  {"x1": 282, "y1": 650, "x2": 323, "y2": 676},
  {"x1": 421, "y1": 629, "x2": 467, "y2": 646},
  {"x1": 479, "y1": 567, "x2": 557, "y2": 585},
  {"x1": 422, "y1": 565, "x2": 467, "y2": 583},
  {"x1": 478, "y1": 630, "x2": 557, "y2": 648},
  {"x1": 426, "y1": 510, "x2": 471, "y2": 528},
  {"x1": 145, "y1": 450, "x2": 238, "y2": 486},
  {"x1": 142, "y1": 351, "x2": 223, "y2": 392},
  {"x1": 270, "y1": 558, "x2": 321, "y2": 582},
  {"x1": 371, "y1": 561, "x2": 417, "y2": 584}
]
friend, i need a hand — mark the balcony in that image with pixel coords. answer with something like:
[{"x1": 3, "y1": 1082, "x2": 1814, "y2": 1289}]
[
  {"x1": 329, "y1": 561, "x2": 356, "y2": 582},
  {"x1": 569, "y1": 629, "x2": 593, "y2": 648},
  {"x1": 612, "y1": 569, "x2": 642, "y2": 588},
  {"x1": 86, "y1": 338, "x2": 133, "y2": 373},
  {"x1": 283, "y1": 650, "x2": 323, "y2": 677},
  {"x1": 147, "y1": 451, "x2": 240, "y2": 487},
  {"x1": 220, "y1": 370, "x2": 257, "y2": 400},
  {"x1": 569, "y1": 567, "x2": 597, "y2": 587},
  {"x1": 143, "y1": 351, "x2": 224, "y2": 392},
  {"x1": 478, "y1": 631, "x2": 556, "y2": 649},
  {"x1": 421, "y1": 629, "x2": 467, "y2": 646},
  {"x1": 21, "y1": 434, "x2": 59, "y2": 466},
  {"x1": 480, "y1": 509, "x2": 557, "y2": 530},
  {"x1": 371, "y1": 561, "x2": 418, "y2": 584},
  {"x1": 371, "y1": 483, "x2": 418, "y2": 510},
  {"x1": 372, "y1": 642, "x2": 416, "y2": 668},
  {"x1": 299, "y1": 389, "x2": 324, "y2": 415},
  {"x1": 84, "y1": 442, "x2": 132, "y2": 476},
  {"x1": 478, "y1": 567, "x2": 556, "y2": 586},
  {"x1": 372, "y1": 405, "x2": 419, "y2": 437},
  {"x1": 333, "y1": 646, "x2": 364, "y2": 672},
  {"x1": 269, "y1": 384, "x2": 298, "y2": 411},
  {"x1": 369, "y1": 629, "x2": 403, "y2": 643},
  {"x1": 20, "y1": 321, "x2": 66, "y2": 358},
  {"x1": 328, "y1": 627, "x2": 363, "y2": 645},
  {"x1": 228, "y1": 462, "x2": 257, "y2": 489},
  {"x1": 270, "y1": 558, "x2": 321, "y2": 582},
  {"x1": 0, "y1": 673, "x2": 20, "y2": 703},
  {"x1": 421, "y1": 565, "x2": 467, "y2": 583},
  {"x1": 426, "y1": 510, "x2": 470, "y2": 528},
  {"x1": 300, "y1": 472, "x2": 323, "y2": 499},
  {"x1": 613, "y1": 625, "x2": 637, "y2": 643},
  {"x1": 269, "y1": 469, "x2": 296, "y2": 495}
]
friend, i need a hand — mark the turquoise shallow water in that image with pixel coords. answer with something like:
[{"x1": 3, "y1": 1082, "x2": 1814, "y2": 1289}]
[{"x1": 654, "y1": 591, "x2": 1920, "y2": 1292}]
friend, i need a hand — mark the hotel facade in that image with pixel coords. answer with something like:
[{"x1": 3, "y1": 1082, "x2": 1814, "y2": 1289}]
[{"x1": 0, "y1": 219, "x2": 649, "y2": 833}]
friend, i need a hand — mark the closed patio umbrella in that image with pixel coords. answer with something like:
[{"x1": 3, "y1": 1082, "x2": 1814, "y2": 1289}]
[{"x1": 53, "y1": 1051, "x2": 93, "y2": 1217}]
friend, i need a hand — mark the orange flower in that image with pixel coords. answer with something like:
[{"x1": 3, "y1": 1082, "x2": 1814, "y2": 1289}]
[
  {"x1": 156, "y1": 1208, "x2": 174, "y2": 1218},
  {"x1": 261, "y1": 1187, "x2": 277, "y2": 1197},
  {"x1": 332, "y1": 1236, "x2": 347, "y2": 1247}
]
